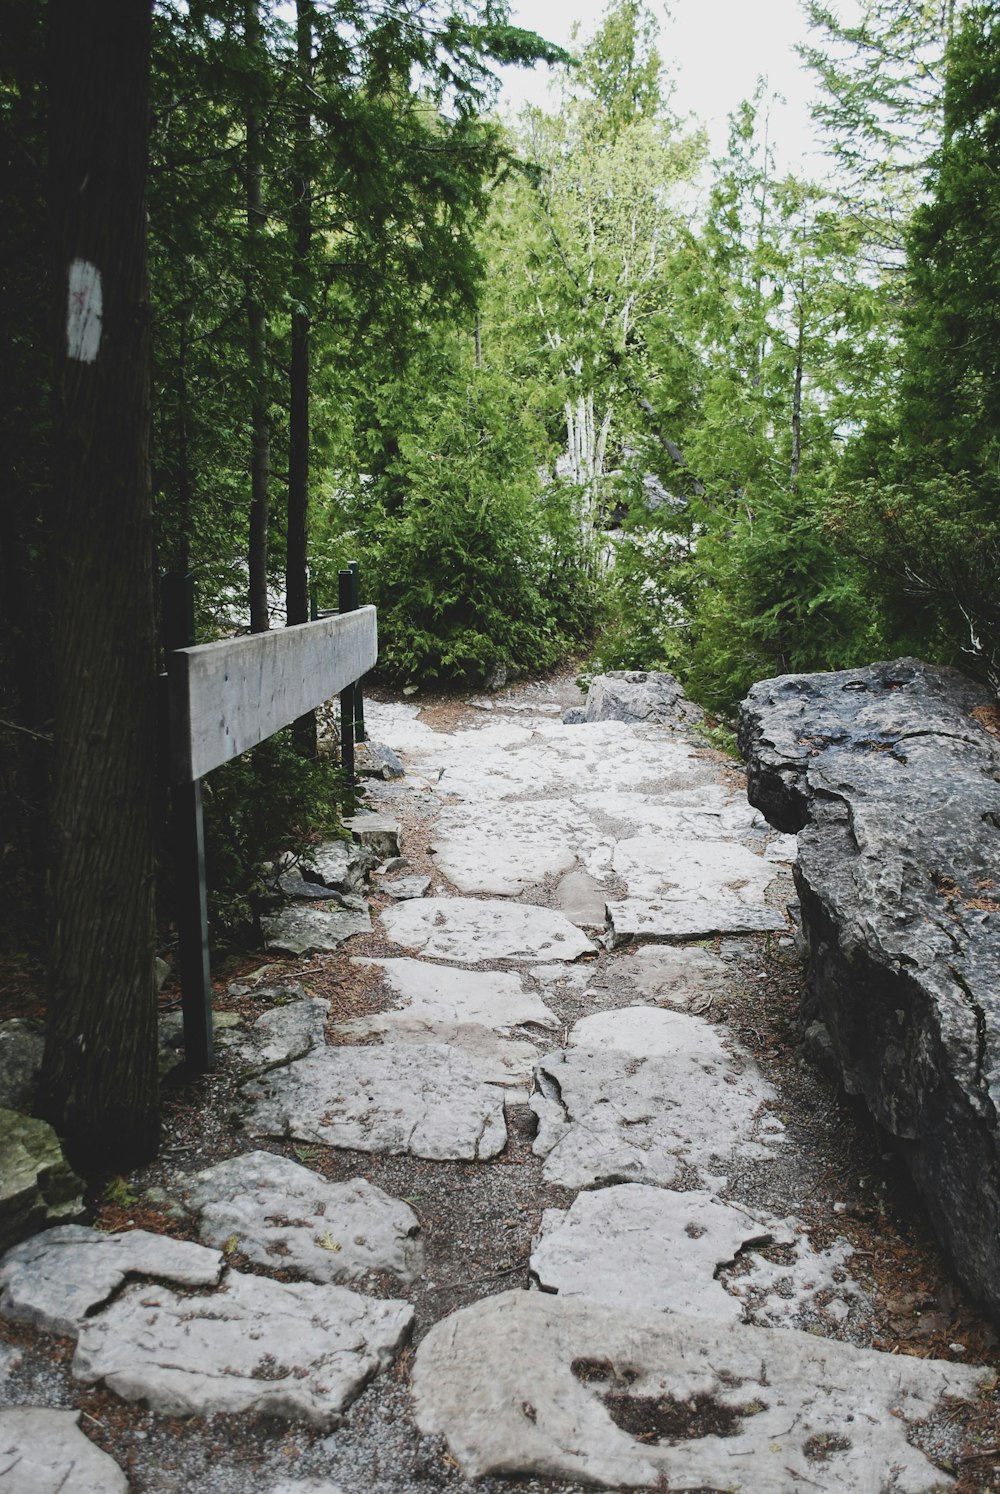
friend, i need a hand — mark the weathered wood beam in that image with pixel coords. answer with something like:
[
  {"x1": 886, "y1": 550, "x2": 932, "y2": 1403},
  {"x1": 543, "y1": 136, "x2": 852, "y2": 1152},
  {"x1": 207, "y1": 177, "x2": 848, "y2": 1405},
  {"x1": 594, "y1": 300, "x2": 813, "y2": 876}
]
[{"x1": 167, "y1": 606, "x2": 377, "y2": 784}]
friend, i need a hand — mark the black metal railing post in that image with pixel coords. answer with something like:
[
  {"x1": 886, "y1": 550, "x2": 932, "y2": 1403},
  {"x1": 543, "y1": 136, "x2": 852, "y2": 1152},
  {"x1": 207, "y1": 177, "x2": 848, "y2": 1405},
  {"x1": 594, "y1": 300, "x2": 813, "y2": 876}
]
[
  {"x1": 338, "y1": 568, "x2": 356, "y2": 783},
  {"x1": 348, "y1": 561, "x2": 366, "y2": 744}
]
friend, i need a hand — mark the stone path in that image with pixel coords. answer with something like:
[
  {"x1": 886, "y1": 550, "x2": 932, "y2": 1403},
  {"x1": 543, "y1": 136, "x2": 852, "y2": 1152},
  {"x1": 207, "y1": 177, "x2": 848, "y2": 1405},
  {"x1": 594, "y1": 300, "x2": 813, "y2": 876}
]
[{"x1": 0, "y1": 671, "x2": 994, "y2": 1491}]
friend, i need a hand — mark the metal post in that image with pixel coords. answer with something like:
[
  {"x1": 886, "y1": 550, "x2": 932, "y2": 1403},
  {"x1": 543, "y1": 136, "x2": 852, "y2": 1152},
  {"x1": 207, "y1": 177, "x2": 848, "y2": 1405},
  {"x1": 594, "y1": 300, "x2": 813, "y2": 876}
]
[
  {"x1": 348, "y1": 560, "x2": 366, "y2": 743},
  {"x1": 338, "y1": 568, "x2": 355, "y2": 782},
  {"x1": 161, "y1": 571, "x2": 213, "y2": 1073}
]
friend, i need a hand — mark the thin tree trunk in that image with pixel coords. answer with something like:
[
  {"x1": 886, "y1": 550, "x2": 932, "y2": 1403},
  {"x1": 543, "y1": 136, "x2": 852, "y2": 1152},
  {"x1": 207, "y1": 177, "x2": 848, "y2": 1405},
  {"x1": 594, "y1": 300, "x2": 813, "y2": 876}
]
[
  {"x1": 41, "y1": 0, "x2": 160, "y2": 1170},
  {"x1": 790, "y1": 295, "x2": 804, "y2": 491},
  {"x1": 245, "y1": 0, "x2": 270, "y2": 634},
  {"x1": 288, "y1": 0, "x2": 315, "y2": 755}
]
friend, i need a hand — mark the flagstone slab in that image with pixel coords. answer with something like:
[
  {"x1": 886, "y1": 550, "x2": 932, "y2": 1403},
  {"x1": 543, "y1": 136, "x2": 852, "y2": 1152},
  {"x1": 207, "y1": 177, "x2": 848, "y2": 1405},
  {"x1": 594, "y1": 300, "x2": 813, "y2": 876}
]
[
  {"x1": 0, "y1": 1407, "x2": 128, "y2": 1493},
  {"x1": 73, "y1": 1269, "x2": 413, "y2": 1429},
  {"x1": 351, "y1": 959, "x2": 558, "y2": 1029},
  {"x1": 411, "y1": 1288, "x2": 987, "y2": 1492},
  {"x1": 607, "y1": 898, "x2": 786, "y2": 946},
  {"x1": 381, "y1": 875, "x2": 432, "y2": 900},
  {"x1": 184, "y1": 1150, "x2": 422, "y2": 1284},
  {"x1": 331, "y1": 1015, "x2": 539, "y2": 1090},
  {"x1": 242, "y1": 1043, "x2": 507, "y2": 1160},
  {"x1": 569, "y1": 1006, "x2": 732, "y2": 1062},
  {"x1": 262, "y1": 904, "x2": 372, "y2": 956},
  {"x1": 531, "y1": 1185, "x2": 793, "y2": 1321},
  {"x1": 530, "y1": 1046, "x2": 782, "y2": 1190},
  {"x1": 619, "y1": 944, "x2": 728, "y2": 1007},
  {"x1": 0, "y1": 1225, "x2": 223, "y2": 1338},
  {"x1": 381, "y1": 898, "x2": 594, "y2": 963},
  {"x1": 613, "y1": 834, "x2": 778, "y2": 906}
]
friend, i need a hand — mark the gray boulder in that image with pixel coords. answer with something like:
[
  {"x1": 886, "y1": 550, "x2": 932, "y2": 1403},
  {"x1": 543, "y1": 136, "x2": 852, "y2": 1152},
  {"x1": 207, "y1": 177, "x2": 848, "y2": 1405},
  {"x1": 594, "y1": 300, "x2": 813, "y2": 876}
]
[
  {"x1": 0, "y1": 1111, "x2": 85, "y2": 1255},
  {"x1": 739, "y1": 656, "x2": 1000, "y2": 1322},
  {"x1": 581, "y1": 671, "x2": 703, "y2": 728}
]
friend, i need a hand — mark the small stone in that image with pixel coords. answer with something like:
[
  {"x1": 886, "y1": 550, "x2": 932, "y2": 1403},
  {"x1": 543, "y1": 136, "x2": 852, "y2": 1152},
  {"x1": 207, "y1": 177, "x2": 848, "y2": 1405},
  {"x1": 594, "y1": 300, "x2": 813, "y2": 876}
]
[
  {"x1": 262, "y1": 904, "x2": 372, "y2": 956},
  {"x1": 382, "y1": 875, "x2": 432, "y2": 901},
  {"x1": 345, "y1": 811, "x2": 402, "y2": 860},
  {"x1": 237, "y1": 998, "x2": 330, "y2": 1067},
  {"x1": 0, "y1": 1020, "x2": 44, "y2": 1112}
]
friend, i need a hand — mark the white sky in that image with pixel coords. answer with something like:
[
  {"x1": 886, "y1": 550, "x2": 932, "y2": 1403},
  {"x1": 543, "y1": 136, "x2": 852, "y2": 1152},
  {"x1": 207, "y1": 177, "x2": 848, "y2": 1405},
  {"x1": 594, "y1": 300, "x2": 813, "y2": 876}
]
[{"x1": 498, "y1": 0, "x2": 831, "y2": 178}]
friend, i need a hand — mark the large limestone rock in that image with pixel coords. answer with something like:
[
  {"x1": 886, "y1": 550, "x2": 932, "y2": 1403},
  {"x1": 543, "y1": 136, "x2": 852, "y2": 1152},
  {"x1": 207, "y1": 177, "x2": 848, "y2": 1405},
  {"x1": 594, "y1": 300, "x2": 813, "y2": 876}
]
[
  {"x1": 0, "y1": 1112, "x2": 85, "y2": 1255},
  {"x1": 530, "y1": 1042, "x2": 783, "y2": 1190},
  {"x1": 0, "y1": 1224, "x2": 223, "y2": 1336},
  {"x1": 581, "y1": 670, "x2": 704, "y2": 728},
  {"x1": 73, "y1": 1269, "x2": 412, "y2": 1428},
  {"x1": 740, "y1": 657, "x2": 1000, "y2": 1323},
  {"x1": 0, "y1": 1407, "x2": 129, "y2": 1493},
  {"x1": 350, "y1": 959, "x2": 558, "y2": 1029},
  {"x1": 242, "y1": 1043, "x2": 507, "y2": 1160},
  {"x1": 380, "y1": 897, "x2": 594, "y2": 963},
  {"x1": 412, "y1": 1289, "x2": 986, "y2": 1492},
  {"x1": 531, "y1": 1185, "x2": 792, "y2": 1320},
  {"x1": 184, "y1": 1150, "x2": 422, "y2": 1284}
]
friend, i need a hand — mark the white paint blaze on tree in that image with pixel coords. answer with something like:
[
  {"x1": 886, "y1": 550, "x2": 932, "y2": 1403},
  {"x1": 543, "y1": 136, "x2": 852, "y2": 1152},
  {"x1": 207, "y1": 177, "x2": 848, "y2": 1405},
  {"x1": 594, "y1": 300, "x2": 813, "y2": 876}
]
[{"x1": 66, "y1": 259, "x2": 103, "y2": 363}]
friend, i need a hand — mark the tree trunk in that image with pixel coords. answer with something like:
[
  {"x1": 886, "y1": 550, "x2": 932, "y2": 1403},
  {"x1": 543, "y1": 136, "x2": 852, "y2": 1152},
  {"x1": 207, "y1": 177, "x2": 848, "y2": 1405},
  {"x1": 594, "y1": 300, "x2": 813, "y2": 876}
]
[
  {"x1": 286, "y1": 0, "x2": 312, "y2": 633},
  {"x1": 790, "y1": 295, "x2": 804, "y2": 491},
  {"x1": 245, "y1": 0, "x2": 270, "y2": 635},
  {"x1": 40, "y1": 0, "x2": 160, "y2": 1171}
]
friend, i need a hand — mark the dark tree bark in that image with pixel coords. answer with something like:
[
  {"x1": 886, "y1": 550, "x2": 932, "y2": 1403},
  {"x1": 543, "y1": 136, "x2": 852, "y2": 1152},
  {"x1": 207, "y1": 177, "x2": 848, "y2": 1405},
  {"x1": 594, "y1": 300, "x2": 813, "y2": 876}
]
[
  {"x1": 245, "y1": 0, "x2": 270, "y2": 635},
  {"x1": 40, "y1": 0, "x2": 160, "y2": 1170},
  {"x1": 287, "y1": 0, "x2": 317, "y2": 756},
  {"x1": 286, "y1": 0, "x2": 312, "y2": 634}
]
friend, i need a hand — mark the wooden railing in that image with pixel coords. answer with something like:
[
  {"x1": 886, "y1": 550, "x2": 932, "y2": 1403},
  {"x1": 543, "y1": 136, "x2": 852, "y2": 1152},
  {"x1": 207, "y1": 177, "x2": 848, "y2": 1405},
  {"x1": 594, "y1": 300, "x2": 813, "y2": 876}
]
[{"x1": 162, "y1": 572, "x2": 377, "y2": 1072}]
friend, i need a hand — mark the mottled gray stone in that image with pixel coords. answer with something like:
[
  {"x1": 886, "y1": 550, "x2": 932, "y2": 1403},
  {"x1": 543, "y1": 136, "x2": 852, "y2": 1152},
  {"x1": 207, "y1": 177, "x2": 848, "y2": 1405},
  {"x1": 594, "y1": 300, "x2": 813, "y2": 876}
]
[
  {"x1": 0, "y1": 1407, "x2": 128, "y2": 1493},
  {"x1": 612, "y1": 832, "x2": 777, "y2": 906},
  {"x1": 351, "y1": 958, "x2": 558, "y2": 1029},
  {"x1": 277, "y1": 874, "x2": 355, "y2": 903},
  {"x1": 532, "y1": 1185, "x2": 792, "y2": 1320},
  {"x1": 345, "y1": 811, "x2": 402, "y2": 860},
  {"x1": 412, "y1": 1289, "x2": 986, "y2": 1492},
  {"x1": 262, "y1": 903, "x2": 371, "y2": 955},
  {"x1": 607, "y1": 896, "x2": 785, "y2": 946},
  {"x1": 381, "y1": 897, "x2": 594, "y2": 963},
  {"x1": 0, "y1": 1021, "x2": 43, "y2": 1112},
  {"x1": 331, "y1": 1015, "x2": 539, "y2": 1091},
  {"x1": 555, "y1": 870, "x2": 608, "y2": 929},
  {"x1": 430, "y1": 829, "x2": 576, "y2": 897},
  {"x1": 242, "y1": 1043, "x2": 507, "y2": 1160},
  {"x1": 73, "y1": 1269, "x2": 413, "y2": 1428},
  {"x1": 583, "y1": 670, "x2": 703, "y2": 728},
  {"x1": 185, "y1": 1150, "x2": 422, "y2": 1283},
  {"x1": 268, "y1": 1483, "x2": 344, "y2": 1494},
  {"x1": 238, "y1": 997, "x2": 330, "y2": 1066},
  {"x1": 740, "y1": 656, "x2": 1000, "y2": 1324},
  {"x1": 569, "y1": 1004, "x2": 730, "y2": 1060},
  {"x1": 381, "y1": 875, "x2": 431, "y2": 900},
  {"x1": 619, "y1": 944, "x2": 727, "y2": 1007},
  {"x1": 0, "y1": 1224, "x2": 223, "y2": 1337},
  {"x1": 530, "y1": 1043, "x2": 782, "y2": 1190},
  {"x1": 0, "y1": 1112, "x2": 85, "y2": 1256},
  {"x1": 358, "y1": 741, "x2": 405, "y2": 780},
  {"x1": 306, "y1": 840, "x2": 360, "y2": 892}
]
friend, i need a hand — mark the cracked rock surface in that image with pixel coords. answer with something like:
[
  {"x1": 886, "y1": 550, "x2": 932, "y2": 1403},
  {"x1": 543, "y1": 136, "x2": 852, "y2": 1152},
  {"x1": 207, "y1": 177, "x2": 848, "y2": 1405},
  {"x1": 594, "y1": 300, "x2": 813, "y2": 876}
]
[
  {"x1": 242, "y1": 1043, "x2": 507, "y2": 1160},
  {"x1": 412, "y1": 1289, "x2": 987, "y2": 1492},
  {"x1": 0, "y1": 1406, "x2": 129, "y2": 1493},
  {"x1": 73, "y1": 1269, "x2": 413, "y2": 1428},
  {"x1": 741, "y1": 656, "x2": 1000, "y2": 1323},
  {"x1": 184, "y1": 1151, "x2": 423, "y2": 1284}
]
